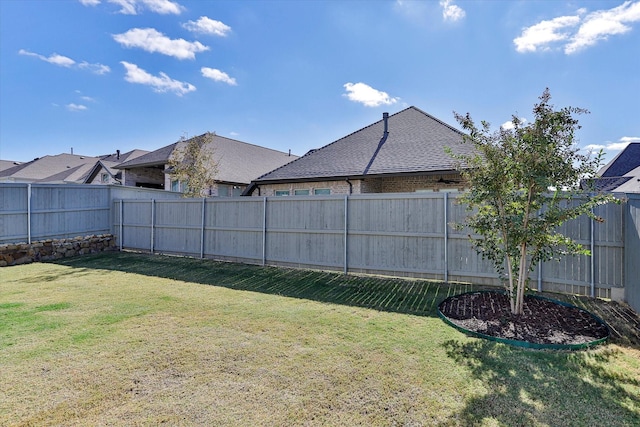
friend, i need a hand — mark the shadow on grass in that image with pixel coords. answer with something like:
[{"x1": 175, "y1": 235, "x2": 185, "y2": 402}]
[
  {"x1": 50, "y1": 252, "x2": 640, "y2": 348},
  {"x1": 49, "y1": 252, "x2": 475, "y2": 319},
  {"x1": 441, "y1": 339, "x2": 640, "y2": 426},
  {"x1": 43, "y1": 252, "x2": 640, "y2": 424}
]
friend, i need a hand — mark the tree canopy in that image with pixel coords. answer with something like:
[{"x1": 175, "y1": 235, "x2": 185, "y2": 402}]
[
  {"x1": 451, "y1": 89, "x2": 615, "y2": 315},
  {"x1": 167, "y1": 132, "x2": 218, "y2": 198}
]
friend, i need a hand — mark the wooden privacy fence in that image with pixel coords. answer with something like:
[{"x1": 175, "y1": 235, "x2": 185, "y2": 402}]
[
  {"x1": 626, "y1": 194, "x2": 640, "y2": 313},
  {"x1": 0, "y1": 184, "x2": 182, "y2": 244},
  {"x1": 113, "y1": 192, "x2": 630, "y2": 302},
  {"x1": 0, "y1": 184, "x2": 111, "y2": 244}
]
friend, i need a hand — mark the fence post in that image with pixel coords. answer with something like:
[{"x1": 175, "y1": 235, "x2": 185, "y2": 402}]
[
  {"x1": 590, "y1": 208, "x2": 595, "y2": 298},
  {"x1": 150, "y1": 199, "x2": 155, "y2": 254},
  {"x1": 344, "y1": 195, "x2": 349, "y2": 274},
  {"x1": 27, "y1": 184, "x2": 32, "y2": 244},
  {"x1": 119, "y1": 200, "x2": 123, "y2": 251},
  {"x1": 537, "y1": 263, "x2": 543, "y2": 292},
  {"x1": 262, "y1": 197, "x2": 267, "y2": 266},
  {"x1": 444, "y1": 192, "x2": 448, "y2": 283},
  {"x1": 200, "y1": 198, "x2": 206, "y2": 259}
]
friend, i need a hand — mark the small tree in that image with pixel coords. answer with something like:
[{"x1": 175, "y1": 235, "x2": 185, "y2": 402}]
[
  {"x1": 451, "y1": 89, "x2": 615, "y2": 315},
  {"x1": 167, "y1": 132, "x2": 218, "y2": 198}
]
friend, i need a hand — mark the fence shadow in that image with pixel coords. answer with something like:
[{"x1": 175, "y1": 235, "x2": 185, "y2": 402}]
[
  {"x1": 52, "y1": 251, "x2": 476, "y2": 319},
  {"x1": 51, "y1": 252, "x2": 640, "y2": 349}
]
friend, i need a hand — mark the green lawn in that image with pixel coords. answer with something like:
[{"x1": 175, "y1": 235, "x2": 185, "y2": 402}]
[{"x1": 1, "y1": 252, "x2": 639, "y2": 426}]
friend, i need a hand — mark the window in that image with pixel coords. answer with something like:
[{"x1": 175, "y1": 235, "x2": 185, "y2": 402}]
[
  {"x1": 275, "y1": 190, "x2": 290, "y2": 196},
  {"x1": 313, "y1": 188, "x2": 330, "y2": 195},
  {"x1": 294, "y1": 189, "x2": 310, "y2": 195},
  {"x1": 171, "y1": 179, "x2": 181, "y2": 192},
  {"x1": 231, "y1": 186, "x2": 243, "y2": 197},
  {"x1": 101, "y1": 173, "x2": 109, "y2": 183}
]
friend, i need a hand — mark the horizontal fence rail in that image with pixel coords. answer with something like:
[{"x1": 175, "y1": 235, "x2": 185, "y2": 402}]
[{"x1": 112, "y1": 193, "x2": 629, "y2": 302}]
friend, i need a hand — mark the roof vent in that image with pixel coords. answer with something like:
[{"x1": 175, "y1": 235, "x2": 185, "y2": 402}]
[{"x1": 383, "y1": 112, "x2": 389, "y2": 134}]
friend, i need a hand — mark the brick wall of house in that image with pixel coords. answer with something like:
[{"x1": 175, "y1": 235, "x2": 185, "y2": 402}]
[
  {"x1": 252, "y1": 179, "x2": 362, "y2": 196},
  {"x1": 364, "y1": 173, "x2": 465, "y2": 193},
  {"x1": 252, "y1": 173, "x2": 465, "y2": 196},
  {"x1": 123, "y1": 167, "x2": 165, "y2": 188}
]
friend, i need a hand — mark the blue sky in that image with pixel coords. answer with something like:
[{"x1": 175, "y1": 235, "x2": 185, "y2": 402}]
[{"x1": 1, "y1": 0, "x2": 638, "y2": 164}]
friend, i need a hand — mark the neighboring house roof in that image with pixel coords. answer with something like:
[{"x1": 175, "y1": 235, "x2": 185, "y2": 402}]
[
  {"x1": 83, "y1": 150, "x2": 150, "y2": 184},
  {"x1": 590, "y1": 143, "x2": 640, "y2": 193},
  {"x1": 249, "y1": 106, "x2": 473, "y2": 187},
  {"x1": 35, "y1": 163, "x2": 96, "y2": 184},
  {"x1": 599, "y1": 143, "x2": 640, "y2": 178},
  {"x1": 116, "y1": 144, "x2": 177, "y2": 169},
  {"x1": 83, "y1": 160, "x2": 122, "y2": 184},
  {"x1": 116, "y1": 133, "x2": 298, "y2": 185},
  {"x1": 0, "y1": 149, "x2": 150, "y2": 184},
  {"x1": 99, "y1": 149, "x2": 149, "y2": 164},
  {"x1": 0, "y1": 160, "x2": 22, "y2": 172},
  {"x1": 0, "y1": 153, "x2": 100, "y2": 183}
]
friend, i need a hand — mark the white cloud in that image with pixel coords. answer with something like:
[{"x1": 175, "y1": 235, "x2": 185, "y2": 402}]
[
  {"x1": 19, "y1": 49, "x2": 75, "y2": 67},
  {"x1": 67, "y1": 103, "x2": 88, "y2": 112},
  {"x1": 620, "y1": 136, "x2": 640, "y2": 143},
  {"x1": 74, "y1": 90, "x2": 97, "y2": 103},
  {"x1": 183, "y1": 16, "x2": 231, "y2": 37},
  {"x1": 121, "y1": 61, "x2": 196, "y2": 96},
  {"x1": 113, "y1": 28, "x2": 209, "y2": 60},
  {"x1": 19, "y1": 49, "x2": 110, "y2": 74},
  {"x1": 500, "y1": 118, "x2": 528, "y2": 130},
  {"x1": 514, "y1": 1, "x2": 640, "y2": 54},
  {"x1": 440, "y1": 0, "x2": 465, "y2": 22},
  {"x1": 343, "y1": 82, "x2": 399, "y2": 107},
  {"x1": 79, "y1": 0, "x2": 184, "y2": 15},
  {"x1": 565, "y1": 1, "x2": 640, "y2": 54},
  {"x1": 78, "y1": 61, "x2": 111, "y2": 75},
  {"x1": 584, "y1": 136, "x2": 640, "y2": 152},
  {"x1": 514, "y1": 15, "x2": 581, "y2": 52},
  {"x1": 201, "y1": 67, "x2": 237, "y2": 85}
]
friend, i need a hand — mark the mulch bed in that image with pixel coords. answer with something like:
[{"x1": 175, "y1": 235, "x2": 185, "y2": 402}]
[{"x1": 438, "y1": 291, "x2": 610, "y2": 346}]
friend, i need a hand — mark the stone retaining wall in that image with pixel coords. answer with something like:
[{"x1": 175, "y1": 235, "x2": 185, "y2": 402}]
[{"x1": 0, "y1": 235, "x2": 117, "y2": 267}]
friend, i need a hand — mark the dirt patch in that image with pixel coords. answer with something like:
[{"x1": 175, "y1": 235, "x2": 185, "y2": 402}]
[{"x1": 438, "y1": 291, "x2": 609, "y2": 346}]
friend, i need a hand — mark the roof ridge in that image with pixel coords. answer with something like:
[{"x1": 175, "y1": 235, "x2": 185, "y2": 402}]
[
  {"x1": 409, "y1": 106, "x2": 465, "y2": 136},
  {"x1": 211, "y1": 133, "x2": 295, "y2": 156}
]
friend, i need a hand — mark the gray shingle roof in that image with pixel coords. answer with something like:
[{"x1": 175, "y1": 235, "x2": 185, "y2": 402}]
[
  {"x1": 253, "y1": 106, "x2": 472, "y2": 183},
  {"x1": 116, "y1": 133, "x2": 298, "y2": 185},
  {"x1": 599, "y1": 143, "x2": 640, "y2": 177},
  {"x1": 590, "y1": 143, "x2": 640, "y2": 193},
  {"x1": 0, "y1": 153, "x2": 100, "y2": 182},
  {"x1": 0, "y1": 160, "x2": 21, "y2": 172},
  {"x1": 100, "y1": 149, "x2": 150, "y2": 163}
]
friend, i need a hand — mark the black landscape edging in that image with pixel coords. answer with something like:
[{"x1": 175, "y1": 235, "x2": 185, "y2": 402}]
[{"x1": 437, "y1": 290, "x2": 610, "y2": 350}]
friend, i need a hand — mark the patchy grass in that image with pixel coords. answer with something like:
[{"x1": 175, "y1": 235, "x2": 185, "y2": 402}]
[{"x1": 1, "y1": 252, "x2": 639, "y2": 426}]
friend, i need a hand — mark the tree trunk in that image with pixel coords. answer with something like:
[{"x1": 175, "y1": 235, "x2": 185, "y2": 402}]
[{"x1": 514, "y1": 243, "x2": 528, "y2": 315}]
